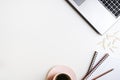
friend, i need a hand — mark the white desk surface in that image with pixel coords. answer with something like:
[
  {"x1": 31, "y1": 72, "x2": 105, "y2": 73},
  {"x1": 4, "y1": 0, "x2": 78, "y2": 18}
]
[{"x1": 0, "y1": 0, "x2": 120, "y2": 80}]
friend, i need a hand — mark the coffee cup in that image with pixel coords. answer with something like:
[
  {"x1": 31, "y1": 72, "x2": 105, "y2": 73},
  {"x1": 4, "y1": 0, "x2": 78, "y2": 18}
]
[{"x1": 53, "y1": 73, "x2": 71, "y2": 80}]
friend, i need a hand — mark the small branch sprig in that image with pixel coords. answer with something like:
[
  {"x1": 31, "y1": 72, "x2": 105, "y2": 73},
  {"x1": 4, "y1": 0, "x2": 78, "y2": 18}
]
[{"x1": 98, "y1": 31, "x2": 120, "y2": 52}]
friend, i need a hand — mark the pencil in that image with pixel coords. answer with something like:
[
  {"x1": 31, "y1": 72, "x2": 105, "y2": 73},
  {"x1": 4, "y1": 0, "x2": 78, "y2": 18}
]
[
  {"x1": 92, "y1": 68, "x2": 114, "y2": 80},
  {"x1": 81, "y1": 53, "x2": 109, "y2": 80},
  {"x1": 87, "y1": 51, "x2": 98, "y2": 73}
]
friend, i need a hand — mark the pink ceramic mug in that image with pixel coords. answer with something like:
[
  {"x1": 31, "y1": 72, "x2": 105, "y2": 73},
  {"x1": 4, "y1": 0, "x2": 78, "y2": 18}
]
[
  {"x1": 53, "y1": 73, "x2": 71, "y2": 80},
  {"x1": 46, "y1": 65, "x2": 77, "y2": 80}
]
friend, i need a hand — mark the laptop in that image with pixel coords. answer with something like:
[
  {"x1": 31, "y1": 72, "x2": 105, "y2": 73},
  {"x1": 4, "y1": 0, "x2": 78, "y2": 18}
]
[{"x1": 66, "y1": 0, "x2": 120, "y2": 35}]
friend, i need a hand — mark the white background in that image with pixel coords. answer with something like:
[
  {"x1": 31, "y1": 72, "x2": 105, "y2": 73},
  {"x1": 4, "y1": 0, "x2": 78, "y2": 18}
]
[{"x1": 0, "y1": 0, "x2": 120, "y2": 80}]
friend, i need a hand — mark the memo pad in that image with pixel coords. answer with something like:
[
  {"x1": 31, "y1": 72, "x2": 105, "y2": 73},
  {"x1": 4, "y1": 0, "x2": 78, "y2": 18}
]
[{"x1": 87, "y1": 53, "x2": 120, "y2": 80}]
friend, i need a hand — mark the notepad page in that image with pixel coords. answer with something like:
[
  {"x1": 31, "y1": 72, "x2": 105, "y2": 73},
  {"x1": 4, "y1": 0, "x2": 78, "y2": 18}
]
[{"x1": 87, "y1": 53, "x2": 120, "y2": 80}]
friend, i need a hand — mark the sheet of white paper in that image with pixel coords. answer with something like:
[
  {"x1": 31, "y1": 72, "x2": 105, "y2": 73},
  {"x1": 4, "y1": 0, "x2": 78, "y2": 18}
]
[{"x1": 87, "y1": 53, "x2": 120, "y2": 80}]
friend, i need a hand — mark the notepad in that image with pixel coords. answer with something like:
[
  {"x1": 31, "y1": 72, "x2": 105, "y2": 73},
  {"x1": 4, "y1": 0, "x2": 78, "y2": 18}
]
[{"x1": 87, "y1": 53, "x2": 120, "y2": 80}]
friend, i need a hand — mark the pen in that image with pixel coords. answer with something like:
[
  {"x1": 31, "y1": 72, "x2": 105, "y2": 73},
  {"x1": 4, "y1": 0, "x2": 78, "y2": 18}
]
[
  {"x1": 82, "y1": 53, "x2": 109, "y2": 80},
  {"x1": 92, "y1": 68, "x2": 114, "y2": 80}
]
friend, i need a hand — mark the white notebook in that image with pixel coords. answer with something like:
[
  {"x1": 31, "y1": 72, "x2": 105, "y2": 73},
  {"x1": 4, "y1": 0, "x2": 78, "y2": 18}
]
[{"x1": 87, "y1": 53, "x2": 120, "y2": 80}]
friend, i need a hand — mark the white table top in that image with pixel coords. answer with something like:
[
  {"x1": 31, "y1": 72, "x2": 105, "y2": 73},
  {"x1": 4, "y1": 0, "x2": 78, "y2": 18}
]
[{"x1": 0, "y1": 0, "x2": 120, "y2": 80}]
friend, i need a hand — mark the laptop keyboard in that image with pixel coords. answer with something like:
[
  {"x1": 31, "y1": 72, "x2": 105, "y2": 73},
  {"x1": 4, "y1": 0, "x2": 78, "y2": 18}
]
[{"x1": 99, "y1": 0, "x2": 120, "y2": 18}]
